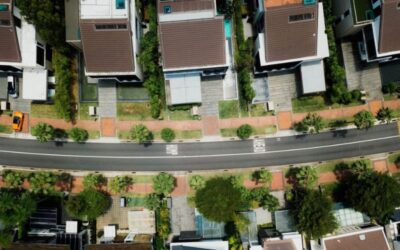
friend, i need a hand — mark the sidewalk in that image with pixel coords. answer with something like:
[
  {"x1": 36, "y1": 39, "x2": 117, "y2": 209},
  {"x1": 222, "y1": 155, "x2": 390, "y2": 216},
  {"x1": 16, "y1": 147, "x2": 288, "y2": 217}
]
[{"x1": 1, "y1": 99, "x2": 399, "y2": 142}]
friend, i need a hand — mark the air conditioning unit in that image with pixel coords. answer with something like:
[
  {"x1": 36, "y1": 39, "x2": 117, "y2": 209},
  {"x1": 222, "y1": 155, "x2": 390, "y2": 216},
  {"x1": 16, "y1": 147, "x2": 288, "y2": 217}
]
[
  {"x1": 89, "y1": 106, "x2": 97, "y2": 116},
  {"x1": 0, "y1": 101, "x2": 8, "y2": 111}
]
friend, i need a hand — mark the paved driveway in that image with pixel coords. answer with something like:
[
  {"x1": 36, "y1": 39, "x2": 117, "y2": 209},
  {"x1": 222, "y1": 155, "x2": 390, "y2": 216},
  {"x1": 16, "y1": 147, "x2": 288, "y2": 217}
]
[
  {"x1": 267, "y1": 71, "x2": 299, "y2": 112},
  {"x1": 171, "y1": 196, "x2": 195, "y2": 235}
]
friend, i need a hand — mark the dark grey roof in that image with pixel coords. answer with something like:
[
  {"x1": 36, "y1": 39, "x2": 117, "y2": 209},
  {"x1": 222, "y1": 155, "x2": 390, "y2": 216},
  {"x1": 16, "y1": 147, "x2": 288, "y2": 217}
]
[
  {"x1": 379, "y1": 0, "x2": 400, "y2": 53},
  {"x1": 64, "y1": 0, "x2": 80, "y2": 42},
  {"x1": 0, "y1": 0, "x2": 21, "y2": 63},
  {"x1": 159, "y1": 17, "x2": 226, "y2": 70},
  {"x1": 80, "y1": 19, "x2": 135, "y2": 73},
  {"x1": 264, "y1": 3, "x2": 318, "y2": 62}
]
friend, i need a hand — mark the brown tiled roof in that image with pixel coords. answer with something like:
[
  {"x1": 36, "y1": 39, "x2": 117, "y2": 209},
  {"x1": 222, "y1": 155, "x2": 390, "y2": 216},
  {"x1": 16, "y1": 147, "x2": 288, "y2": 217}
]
[
  {"x1": 8, "y1": 243, "x2": 69, "y2": 250},
  {"x1": 0, "y1": 0, "x2": 21, "y2": 63},
  {"x1": 158, "y1": 0, "x2": 214, "y2": 14},
  {"x1": 80, "y1": 19, "x2": 135, "y2": 73},
  {"x1": 264, "y1": 239, "x2": 297, "y2": 250},
  {"x1": 379, "y1": 0, "x2": 400, "y2": 54},
  {"x1": 323, "y1": 228, "x2": 390, "y2": 250},
  {"x1": 159, "y1": 17, "x2": 226, "y2": 70},
  {"x1": 85, "y1": 243, "x2": 152, "y2": 250},
  {"x1": 264, "y1": 3, "x2": 318, "y2": 62}
]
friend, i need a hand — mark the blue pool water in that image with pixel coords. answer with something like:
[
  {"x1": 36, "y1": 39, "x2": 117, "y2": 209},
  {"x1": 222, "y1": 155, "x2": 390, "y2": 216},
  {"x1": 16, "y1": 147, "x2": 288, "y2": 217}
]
[{"x1": 224, "y1": 20, "x2": 231, "y2": 39}]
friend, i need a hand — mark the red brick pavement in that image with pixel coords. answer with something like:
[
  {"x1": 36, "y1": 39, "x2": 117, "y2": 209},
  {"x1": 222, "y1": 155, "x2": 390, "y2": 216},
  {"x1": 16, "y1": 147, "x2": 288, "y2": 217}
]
[
  {"x1": 277, "y1": 112, "x2": 292, "y2": 130},
  {"x1": 242, "y1": 171, "x2": 285, "y2": 191},
  {"x1": 202, "y1": 116, "x2": 220, "y2": 136},
  {"x1": 101, "y1": 118, "x2": 116, "y2": 137},
  {"x1": 30, "y1": 117, "x2": 100, "y2": 131},
  {"x1": 117, "y1": 120, "x2": 203, "y2": 131},
  {"x1": 219, "y1": 116, "x2": 277, "y2": 129},
  {"x1": 373, "y1": 159, "x2": 389, "y2": 173},
  {"x1": 171, "y1": 176, "x2": 189, "y2": 197},
  {"x1": 369, "y1": 100, "x2": 383, "y2": 116}
]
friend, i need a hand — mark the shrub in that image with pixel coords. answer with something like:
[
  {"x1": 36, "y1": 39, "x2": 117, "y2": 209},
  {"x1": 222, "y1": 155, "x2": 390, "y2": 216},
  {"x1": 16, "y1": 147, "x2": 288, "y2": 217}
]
[
  {"x1": 252, "y1": 170, "x2": 273, "y2": 185},
  {"x1": 29, "y1": 171, "x2": 57, "y2": 195},
  {"x1": 294, "y1": 121, "x2": 309, "y2": 132},
  {"x1": 376, "y1": 107, "x2": 394, "y2": 123},
  {"x1": 161, "y1": 128, "x2": 175, "y2": 142},
  {"x1": 250, "y1": 188, "x2": 279, "y2": 211},
  {"x1": 66, "y1": 189, "x2": 111, "y2": 220},
  {"x1": 189, "y1": 175, "x2": 206, "y2": 190},
  {"x1": 83, "y1": 173, "x2": 106, "y2": 190},
  {"x1": 32, "y1": 122, "x2": 55, "y2": 142},
  {"x1": 286, "y1": 166, "x2": 318, "y2": 189},
  {"x1": 158, "y1": 203, "x2": 171, "y2": 239},
  {"x1": 0, "y1": 190, "x2": 37, "y2": 228},
  {"x1": 130, "y1": 124, "x2": 152, "y2": 143},
  {"x1": 144, "y1": 193, "x2": 161, "y2": 210},
  {"x1": 354, "y1": 110, "x2": 374, "y2": 129},
  {"x1": 382, "y1": 82, "x2": 398, "y2": 95},
  {"x1": 152, "y1": 172, "x2": 175, "y2": 196},
  {"x1": 69, "y1": 128, "x2": 89, "y2": 143},
  {"x1": 53, "y1": 50, "x2": 73, "y2": 122},
  {"x1": 2, "y1": 170, "x2": 25, "y2": 188},
  {"x1": 351, "y1": 89, "x2": 362, "y2": 101},
  {"x1": 0, "y1": 230, "x2": 13, "y2": 248},
  {"x1": 109, "y1": 176, "x2": 133, "y2": 193},
  {"x1": 237, "y1": 124, "x2": 253, "y2": 139}
]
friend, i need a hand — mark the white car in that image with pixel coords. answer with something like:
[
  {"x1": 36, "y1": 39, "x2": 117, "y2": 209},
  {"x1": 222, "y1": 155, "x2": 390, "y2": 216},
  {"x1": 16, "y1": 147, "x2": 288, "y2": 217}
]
[{"x1": 7, "y1": 75, "x2": 18, "y2": 98}]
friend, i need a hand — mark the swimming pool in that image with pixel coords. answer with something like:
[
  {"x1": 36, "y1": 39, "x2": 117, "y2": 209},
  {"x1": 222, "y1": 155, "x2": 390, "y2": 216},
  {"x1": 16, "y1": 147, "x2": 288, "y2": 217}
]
[{"x1": 224, "y1": 20, "x2": 231, "y2": 39}]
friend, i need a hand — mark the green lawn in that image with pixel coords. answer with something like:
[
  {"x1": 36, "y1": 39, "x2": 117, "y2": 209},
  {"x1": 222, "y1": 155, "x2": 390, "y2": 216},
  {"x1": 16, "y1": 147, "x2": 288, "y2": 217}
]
[
  {"x1": 126, "y1": 196, "x2": 147, "y2": 207},
  {"x1": 79, "y1": 102, "x2": 98, "y2": 121},
  {"x1": 132, "y1": 175, "x2": 153, "y2": 183},
  {"x1": 119, "y1": 129, "x2": 202, "y2": 140},
  {"x1": 116, "y1": 84, "x2": 149, "y2": 101},
  {"x1": 168, "y1": 109, "x2": 193, "y2": 121},
  {"x1": 389, "y1": 152, "x2": 400, "y2": 164},
  {"x1": 117, "y1": 102, "x2": 153, "y2": 121},
  {"x1": 31, "y1": 104, "x2": 59, "y2": 119},
  {"x1": 250, "y1": 103, "x2": 272, "y2": 117},
  {"x1": 220, "y1": 125, "x2": 277, "y2": 137},
  {"x1": 0, "y1": 124, "x2": 12, "y2": 134},
  {"x1": 314, "y1": 159, "x2": 372, "y2": 174},
  {"x1": 292, "y1": 96, "x2": 326, "y2": 113},
  {"x1": 393, "y1": 108, "x2": 400, "y2": 118},
  {"x1": 219, "y1": 100, "x2": 239, "y2": 119},
  {"x1": 81, "y1": 82, "x2": 98, "y2": 101},
  {"x1": 88, "y1": 130, "x2": 100, "y2": 139},
  {"x1": 118, "y1": 130, "x2": 131, "y2": 140}
]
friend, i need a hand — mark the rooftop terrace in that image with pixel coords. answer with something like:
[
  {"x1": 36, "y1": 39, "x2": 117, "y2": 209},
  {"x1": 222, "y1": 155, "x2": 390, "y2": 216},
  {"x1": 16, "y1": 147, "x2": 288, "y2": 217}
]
[{"x1": 351, "y1": 0, "x2": 374, "y2": 23}]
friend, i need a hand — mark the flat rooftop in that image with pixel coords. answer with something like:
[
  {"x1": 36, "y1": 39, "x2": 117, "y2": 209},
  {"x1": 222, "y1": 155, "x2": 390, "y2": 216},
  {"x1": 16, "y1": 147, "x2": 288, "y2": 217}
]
[
  {"x1": 265, "y1": 0, "x2": 302, "y2": 8},
  {"x1": 80, "y1": 0, "x2": 128, "y2": 19}
]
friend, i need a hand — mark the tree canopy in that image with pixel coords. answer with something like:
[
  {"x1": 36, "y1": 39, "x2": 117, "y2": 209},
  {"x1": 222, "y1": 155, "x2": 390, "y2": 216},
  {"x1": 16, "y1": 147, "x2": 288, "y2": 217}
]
[
  {"x1": 343, "y1": 171, "x2": 400, "y2": 224},
  {"x1": 292, "y1": 189, "x2": 337, "y2": 239},
  {"x1": 354, "y1": 110, "x2": 374, "y2": 129},
  {"x1": 152, "y1": 172, "x2": 175, "y2": 196},
  {"x1": 195, "y1": 177, "x2": 248, "y2": 222},
  {"x1": 109, "y1": 176, "x2": 133, "y2": 194},
  {"x1": 83, "y1": 173, "x2": 106, "y2": 190},
  {"x1": 66, "y1": 189, "x2": 111, "y2": 220},
  {"x1": 0, "y1": 190, "x2": 37, "y2": 228}
]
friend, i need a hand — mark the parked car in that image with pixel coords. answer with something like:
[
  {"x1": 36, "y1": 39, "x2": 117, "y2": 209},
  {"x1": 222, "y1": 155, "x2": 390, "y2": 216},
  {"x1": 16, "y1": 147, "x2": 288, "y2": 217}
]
[
  {"x1": 12, "y1": 111, "x2": 24, "y2": 131},
  {"x1": 7, "y1": 75, "x2": 18, "y2": 98}
]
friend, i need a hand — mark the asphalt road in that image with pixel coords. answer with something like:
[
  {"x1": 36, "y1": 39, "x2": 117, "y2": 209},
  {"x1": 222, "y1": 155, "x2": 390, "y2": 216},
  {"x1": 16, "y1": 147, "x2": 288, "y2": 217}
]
[{"x1": 0, "y1": 123, "x2": 399, "y2": 171}]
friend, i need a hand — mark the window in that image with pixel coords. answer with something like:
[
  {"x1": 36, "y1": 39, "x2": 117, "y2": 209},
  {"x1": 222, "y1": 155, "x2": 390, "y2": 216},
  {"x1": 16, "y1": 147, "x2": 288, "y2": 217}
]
[
  {"x1": 397, "y1": 2, "x2": 400, "y2": 9},
  {"x1": 0, "y1": 19, "x2": 10, "y2": 26},
  {"x1": 0, "y1": 4, "x2": 9, "y2": 11},
  {"x1": 95, "y1": 23, "x2": 127, "y2": 30},
  {"x1": 289, "y1": 13, "x2": 314, "y2": 23},
  {"x1": 344, "y1": 9, "x2": 350, "y2": 17},
  {"x1": 13, "y1": 16, "x2": 21, "y2": 28},
  {"x1": 36, "y1": 44, "x2": 45, "y2": 66},
  {"x1": 163, "y1": 5, "x2": 172, "y2": 14},
  {"x1": 116, "y1": 0, "x2": 125, "y2": 9}
]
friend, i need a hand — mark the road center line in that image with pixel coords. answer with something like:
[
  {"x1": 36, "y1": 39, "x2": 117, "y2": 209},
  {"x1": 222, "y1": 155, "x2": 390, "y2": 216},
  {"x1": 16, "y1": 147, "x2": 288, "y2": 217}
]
[{"x1": 0, "y1": 135, "x2": 398, "y2": 159}]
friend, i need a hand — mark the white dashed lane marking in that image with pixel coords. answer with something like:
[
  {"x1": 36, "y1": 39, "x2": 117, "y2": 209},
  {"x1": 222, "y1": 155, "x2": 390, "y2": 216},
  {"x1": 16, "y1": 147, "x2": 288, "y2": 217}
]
[
  {"x1": 166, "y1": 144, "x2": 178, "y2": 155},
  {"x1": 253, "y1": 139, "x2": 266, "y2": 153}
]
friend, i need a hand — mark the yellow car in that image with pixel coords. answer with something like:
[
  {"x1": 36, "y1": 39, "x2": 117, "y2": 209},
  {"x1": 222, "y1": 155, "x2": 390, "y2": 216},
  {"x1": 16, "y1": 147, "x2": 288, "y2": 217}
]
[{"x1": 12, "y1": 111, "x2": 24, "y2": 131}]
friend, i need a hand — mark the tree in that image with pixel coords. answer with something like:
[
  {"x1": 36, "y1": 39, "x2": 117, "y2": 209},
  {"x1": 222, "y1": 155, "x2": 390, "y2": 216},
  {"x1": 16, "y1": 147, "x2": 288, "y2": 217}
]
[
  {"x1": 2, "y1": 170, "x2": 25, "y2": 188},
  {"x1": 237, "y1": 124, "x2": 253, "y2": 139},
  {"x1": 295, "y1": 113, "x2": 325, "y2": 133},
  {"x1": 252, "y1": 170, "x2": 273, "y2": 185},
  {"x1": 250, "y1": 188, "x2": 279, "y2": 211},
  {"x1": 130, "y1": 124, "x2": 152, "y2": 143},
  {"x1": 161, "y1": 128, "x2": 175, "y2": 142},
  {"x1": 286, "y1": 166, "x2": 318, "y2": 189},
  {"x1": 189, "y1": 175, "x2": 205, "y2": 191},
  {"x1": 69, "y1": 128, "x2": 89, "y2": 143},
  {"x1": 28, "y1": 171, "x2": 57, "y2": 195},
  {"x1": 343, "y1": 171, "x2": 400, "y2": 224},
  {"x1": 31, "y1": 123, "x2": 55, "y2": 142},
  {"x1": 0, "y1": 190, "x2": 37, "y2": 228},
  {"x1": 152, "y1": 172, "x2": 175, "y2": 196},
  {"x1": 144, "y1": 193, "x2": 161, "y2": 210},
  {"x1": 195, "y1": 177, "x2": 248, "y2": 222},
  {"x1": 293, "y1": 189, "x2": 337, "y2": 239},
  {"x1": 233, "y1": 213, "x2": 250, "y2": 233},
  {"x1": 376, "y1": 107, "x2": 394, "y2": 124},
  {"x1": 354, "y1": 110, "x2": 374, "y2": 129},
  {"x1": 66, "y1": 189, "x2": 111, "y2": 220},
  {"x1": 83, "y1": 173, "x2": 106, "y2": 190},
  {"x1": 109, "y1": 176, "x2": 133, "y2": 193}
]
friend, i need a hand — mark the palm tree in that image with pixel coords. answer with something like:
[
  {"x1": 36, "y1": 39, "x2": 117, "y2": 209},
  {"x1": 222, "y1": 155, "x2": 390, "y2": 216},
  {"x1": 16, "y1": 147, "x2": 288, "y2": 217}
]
[
  {"x1": 376, "y1": 107, "x2": 394, "y2": 124},
  {"x1": 189, "y1": 175, "x2": 205, "y2": 190},
  {"x1": 252, "y1": 170, "x2": 273, "y2": 185}
]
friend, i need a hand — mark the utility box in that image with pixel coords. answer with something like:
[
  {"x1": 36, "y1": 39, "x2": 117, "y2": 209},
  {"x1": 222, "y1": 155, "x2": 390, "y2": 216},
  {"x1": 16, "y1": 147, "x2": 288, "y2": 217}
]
[{"x1": 0, "y1": 101, "x2": 8, "y2": 111}]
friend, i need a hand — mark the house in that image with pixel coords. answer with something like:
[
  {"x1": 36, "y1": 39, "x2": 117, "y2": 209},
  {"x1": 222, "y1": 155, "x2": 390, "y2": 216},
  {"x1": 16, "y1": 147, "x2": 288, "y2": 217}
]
[
  {"x1": 158, "y1": 0, "x2": 231, "y2": 105},
  {"x1": 332, "y1": 0, "x2": 400, "y2": 62},
  {"x1": 385, "y1": 208, "x2": 400, "y2": 250},
  {"x1": 169, "y1": 241, "x2": 229, "y2": 250},
  {"x1": 254, "y1": 0, "x2": 329, "y2": 94},
  {"x1": 319, "y1": 226, "x2": 390, "y2": 250},
  {"x1": 0, "y1": 0, "x2": 51, "y2": 101},
  {"x1": 65, "y1": 0, "x2": 142, "y2": 82}
]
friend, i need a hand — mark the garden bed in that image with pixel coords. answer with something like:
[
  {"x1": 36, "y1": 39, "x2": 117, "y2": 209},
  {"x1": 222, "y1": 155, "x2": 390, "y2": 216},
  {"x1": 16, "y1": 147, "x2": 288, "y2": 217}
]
[
  {"x1": 31, "y1": 104, "x2": 59, "y2": 119},
  {"x1": 117, "y1": 102, "x2": 153, "y2": 121},
  {"x1": 219, "y1": 100, "x2": 240, "y2": 119},
  {"x1": 79, "y1": 102, "x2": 98, "y2": 121}
]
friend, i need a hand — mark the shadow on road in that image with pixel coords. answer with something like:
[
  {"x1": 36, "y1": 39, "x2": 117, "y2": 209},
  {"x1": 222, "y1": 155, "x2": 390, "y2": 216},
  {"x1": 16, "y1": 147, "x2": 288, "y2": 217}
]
[{"x1": 331, "y1": 130, "x2": 348, "y2": 138}]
